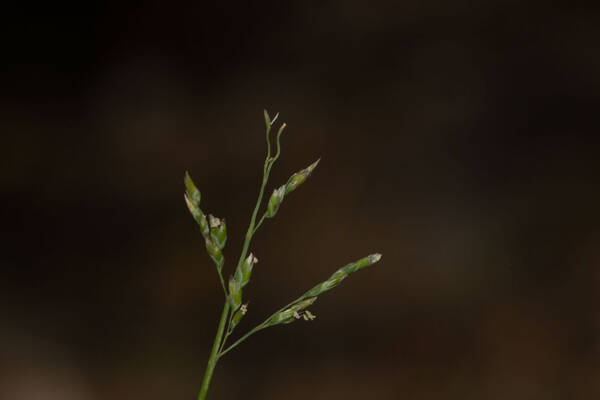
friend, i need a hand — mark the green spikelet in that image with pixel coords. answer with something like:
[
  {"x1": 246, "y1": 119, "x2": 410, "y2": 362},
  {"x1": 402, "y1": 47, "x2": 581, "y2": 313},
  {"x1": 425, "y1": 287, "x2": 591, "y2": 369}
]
[
  {"x1": 234, "y1": 253, "x2": 258, "y2": 288},
  {"x1": 285, "y1": 159, "x2": 320, "y2": 195},
  {"x1": 265, "y1": 186, "x2": 285, "y2": 218},
  {"x1": 266, "y1": 297, "x2": 317, "y2": 326},
  {"x1": 228, "y1": 277, "x2": 242, "y2": 311},
  {"x1": 302, "y1": 254, "x2": 382, "y2": 298}
]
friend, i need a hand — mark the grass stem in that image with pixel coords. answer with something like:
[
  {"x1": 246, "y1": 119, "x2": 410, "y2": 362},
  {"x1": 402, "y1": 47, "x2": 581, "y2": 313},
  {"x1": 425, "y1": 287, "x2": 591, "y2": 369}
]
[{"x1": 198, "y1": 301, "x2": 230, "y2": 400}]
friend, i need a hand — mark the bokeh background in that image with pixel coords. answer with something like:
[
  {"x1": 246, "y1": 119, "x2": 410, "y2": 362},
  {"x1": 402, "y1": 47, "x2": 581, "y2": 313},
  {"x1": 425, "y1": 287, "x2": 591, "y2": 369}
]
[{"x1": 2, "y1": 1, "x2": 600, "y2": 399}]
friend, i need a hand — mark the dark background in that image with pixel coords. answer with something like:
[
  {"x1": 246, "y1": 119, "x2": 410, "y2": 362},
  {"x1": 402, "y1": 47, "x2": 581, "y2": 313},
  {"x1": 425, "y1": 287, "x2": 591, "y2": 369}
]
[{"x1": 2, "y1": 1, "x2": 600, "y2": 399}]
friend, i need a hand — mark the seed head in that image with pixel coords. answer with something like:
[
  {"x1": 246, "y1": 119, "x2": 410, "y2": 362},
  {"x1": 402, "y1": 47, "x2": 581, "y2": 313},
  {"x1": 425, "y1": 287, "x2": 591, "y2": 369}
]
[
  {"x1": 266, "y1": 186, "x2": 286, "y2": 218},
  {"x1": 235, "y1": 252, "x2": 258, "y2": 288},
  {"x1": 302, "y1": 254, "x2": 382, "y2": 298},
  {"x1": 285, "y1": 159, "x2": 320, "y2": 195},
  {"x1": 184, "y1": 172, "x2": 201, "y2": 206}
]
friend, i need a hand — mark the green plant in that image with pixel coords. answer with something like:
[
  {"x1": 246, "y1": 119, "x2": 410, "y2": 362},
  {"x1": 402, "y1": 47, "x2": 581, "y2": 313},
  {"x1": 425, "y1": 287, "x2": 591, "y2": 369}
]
[{"x1": 185, "y1": 111, "x2": 382, "y2": 400}]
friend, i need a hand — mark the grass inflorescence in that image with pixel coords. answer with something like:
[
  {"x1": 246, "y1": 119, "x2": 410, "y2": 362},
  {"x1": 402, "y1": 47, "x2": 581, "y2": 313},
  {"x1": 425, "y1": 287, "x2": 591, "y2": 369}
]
[{"x1": 184, "y1": 110, "x2": 382, "y2": 400}]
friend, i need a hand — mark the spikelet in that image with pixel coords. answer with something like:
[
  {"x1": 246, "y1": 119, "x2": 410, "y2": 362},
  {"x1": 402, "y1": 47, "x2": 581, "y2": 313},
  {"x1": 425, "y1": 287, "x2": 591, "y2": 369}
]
[{"x1": 302, "y1": 254, "x2": 382, "y2": 298}]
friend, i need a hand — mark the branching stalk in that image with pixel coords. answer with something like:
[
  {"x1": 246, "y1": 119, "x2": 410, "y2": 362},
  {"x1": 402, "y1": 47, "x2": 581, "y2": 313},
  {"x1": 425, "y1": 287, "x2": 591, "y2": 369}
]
[
  {"x1": 185, "y1": 110, "x2": 381, "y2": 400},
  {"x1": 197, "y1": 112, "x2": 281, "y2": 399}
]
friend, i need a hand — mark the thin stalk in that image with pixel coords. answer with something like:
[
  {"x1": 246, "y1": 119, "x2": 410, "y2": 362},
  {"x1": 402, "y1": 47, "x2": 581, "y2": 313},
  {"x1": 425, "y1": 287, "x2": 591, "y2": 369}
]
[
  {"x1": 198, "y1": 301, "x2": 230, "y2": 400},
  {"x1": 221, "y1": 169, "x2": 269, "y2": 348},
  {"x1": 252, "y1": 213, "x2": 267, "y2": 235},
  {"x1": 217, "y1": 272, "x2": 227, "y2": 297},
  {"x1": 235, "y1": 121, "x2": 278, "y2": 271},
  {"x1": 236, "y1": 174, "x2": 267, "y2": 269},
  {"x1": 250, "y1": 124, "x2": 284, "y2": 237},
  {"x1": 219, "y1": 323, "x2": 266, "y2": 357},
  {"x1": 218, "y1": 328, "x2": 232, "y2": 354}
]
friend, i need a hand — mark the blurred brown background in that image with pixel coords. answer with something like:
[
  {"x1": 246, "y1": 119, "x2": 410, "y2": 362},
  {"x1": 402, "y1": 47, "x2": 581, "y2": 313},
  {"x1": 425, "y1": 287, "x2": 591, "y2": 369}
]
[{"x1": 2, "y1": 1, "x2": 600, "y2": 399}]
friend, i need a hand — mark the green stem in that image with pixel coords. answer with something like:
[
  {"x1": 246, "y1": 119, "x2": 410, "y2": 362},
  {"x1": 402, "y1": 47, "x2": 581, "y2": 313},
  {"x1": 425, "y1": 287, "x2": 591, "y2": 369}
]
[
  {"x1": 219, "y1": 329, "x2": 232, "y2": 354},
  {"x1": 217, "y1": 272, "x2": 227, "y2": 297},
  {"x1": 252, "y1": 213, "x2": 267, "y2": 235},
  {"x1": 198, "y1": 301, "x2": 230, "y2": 400},
  {"x1": 212, "y1": 162, "x2": 272, "y2": 366},
  {"x1": 219, "y1": 323, "x2": 266, "y2": 357},
  {"x1": 235, "y1": 144, "x2": 278, "y2": 265},
  {"x1": 235, "y1": 158, "x2": 271, "y2": 273}
]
